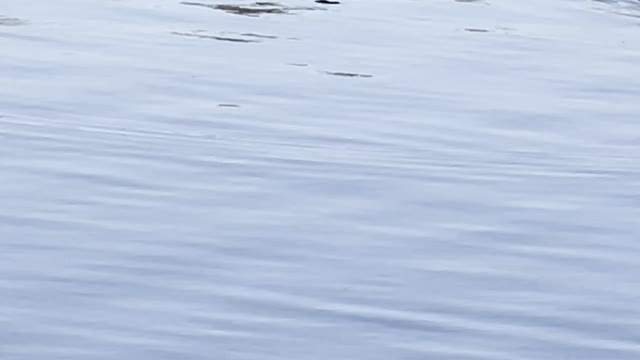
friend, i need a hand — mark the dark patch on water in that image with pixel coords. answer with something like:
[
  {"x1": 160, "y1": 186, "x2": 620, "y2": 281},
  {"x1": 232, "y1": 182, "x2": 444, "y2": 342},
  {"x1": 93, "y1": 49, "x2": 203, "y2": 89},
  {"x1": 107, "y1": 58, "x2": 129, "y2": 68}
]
[
  {"x1": 593, "y1": 0, "x2": 640, "y2": 18},
  {"x1": 173, "y1": 30, "x2": 284, "y2": 43},
  {"x1": 0, "y1": 16, "x2": 27, "y2": 26},
  {"x1": 324, "y1": 71, "x2": 373, "y2": 78},
  {"x1": 218, "y1": 103, "x2": 240, "y2": 107},
  {"x1": 465, "y1": 28, "x2": 490, "y2": 32},
  {"x1": 172, "y1": 31, "x2": 261, "y2": 43},
  {"x1": 181, "y1": 1, "x2": 327, "y2": 16},
  {"x1": 239, "y1": 32, "x2": 278, "y2": 39}
]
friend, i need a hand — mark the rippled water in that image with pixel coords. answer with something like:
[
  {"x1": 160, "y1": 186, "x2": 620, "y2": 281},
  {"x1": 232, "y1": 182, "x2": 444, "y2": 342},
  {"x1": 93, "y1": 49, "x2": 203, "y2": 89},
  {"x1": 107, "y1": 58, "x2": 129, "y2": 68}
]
[{"x1": 2, "y1": 1, "x2": 640, "y2": 359}]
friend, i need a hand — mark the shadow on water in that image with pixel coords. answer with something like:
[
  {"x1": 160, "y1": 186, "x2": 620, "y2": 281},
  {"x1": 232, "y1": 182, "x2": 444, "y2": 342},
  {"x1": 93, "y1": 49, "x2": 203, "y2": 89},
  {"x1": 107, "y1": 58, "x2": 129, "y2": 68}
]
[{"x1": 181, "y1": 1, "x2": 327, "y2": 16}]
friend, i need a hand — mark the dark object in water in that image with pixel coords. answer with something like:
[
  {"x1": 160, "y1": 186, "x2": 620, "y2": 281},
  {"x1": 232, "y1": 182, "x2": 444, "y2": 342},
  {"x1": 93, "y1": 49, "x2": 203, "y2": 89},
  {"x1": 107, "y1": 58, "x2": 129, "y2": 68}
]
[
  {"x1": 324, "y1": 71, "x2": 373, "y2": 78},
  {"x1": 315, "y1": 0, "x2": 341, "y2": 4},
  {"x1": 181, "y1": 1, "x2": 327, "y2": 16},
  {"x1": 465, "y1": 28, "x2": 489, "y2": 32},
  {"x1": 181, "y1": 2, "x2": 286, "y2": 16},
  {"x1": 215, "y1": 4, "x2": 286, "y2": 15}
]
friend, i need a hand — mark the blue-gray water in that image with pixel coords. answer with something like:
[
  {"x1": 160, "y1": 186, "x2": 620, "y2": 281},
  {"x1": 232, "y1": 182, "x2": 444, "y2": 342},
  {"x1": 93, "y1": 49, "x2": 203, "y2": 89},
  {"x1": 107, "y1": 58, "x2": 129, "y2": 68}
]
[{"x1": 1, "y1": 0, "x2": 640, "y2": 359}]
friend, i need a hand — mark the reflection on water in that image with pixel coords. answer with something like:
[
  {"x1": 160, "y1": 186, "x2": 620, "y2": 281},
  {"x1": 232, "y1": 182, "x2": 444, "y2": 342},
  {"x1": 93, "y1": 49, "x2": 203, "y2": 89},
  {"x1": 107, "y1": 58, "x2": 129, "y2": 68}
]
[{"x1": 1, "y1": 0, "x2": 640, "y2": 359}]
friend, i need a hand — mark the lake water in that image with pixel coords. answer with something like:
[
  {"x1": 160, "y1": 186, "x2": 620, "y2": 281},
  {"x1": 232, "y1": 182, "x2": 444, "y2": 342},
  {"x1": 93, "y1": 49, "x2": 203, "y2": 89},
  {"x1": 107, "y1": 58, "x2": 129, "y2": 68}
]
[{"x1": 1, "y1": 0, "x2": 640, "y2": 359}]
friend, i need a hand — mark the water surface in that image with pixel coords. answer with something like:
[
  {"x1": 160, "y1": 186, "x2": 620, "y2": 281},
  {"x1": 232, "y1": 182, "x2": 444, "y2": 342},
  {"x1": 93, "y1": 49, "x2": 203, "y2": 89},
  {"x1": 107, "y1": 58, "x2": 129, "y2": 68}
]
[{"x1": 1, "y1": 1, "x2": 640, "y2": 359}]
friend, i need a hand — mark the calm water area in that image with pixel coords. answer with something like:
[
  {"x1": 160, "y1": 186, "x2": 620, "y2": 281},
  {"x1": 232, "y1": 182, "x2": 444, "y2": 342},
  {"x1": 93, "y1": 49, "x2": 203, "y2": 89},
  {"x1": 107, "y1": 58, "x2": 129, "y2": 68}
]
[{"x1": 1, "y1": 0, "x2": 640, "y2": 359}]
